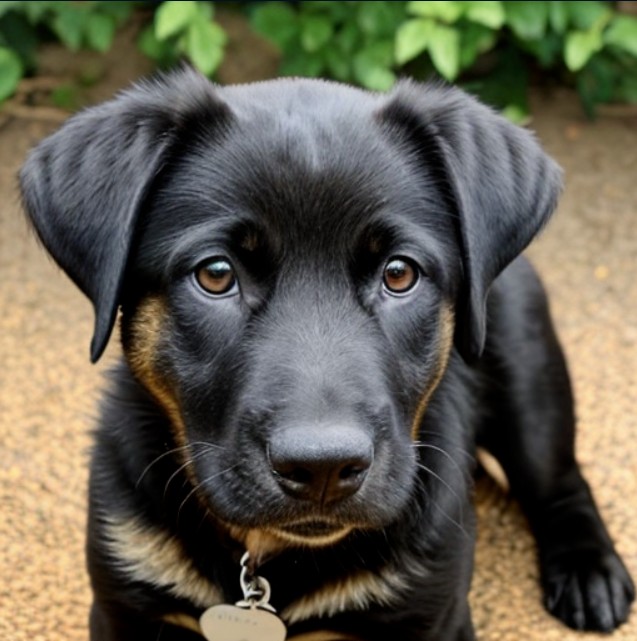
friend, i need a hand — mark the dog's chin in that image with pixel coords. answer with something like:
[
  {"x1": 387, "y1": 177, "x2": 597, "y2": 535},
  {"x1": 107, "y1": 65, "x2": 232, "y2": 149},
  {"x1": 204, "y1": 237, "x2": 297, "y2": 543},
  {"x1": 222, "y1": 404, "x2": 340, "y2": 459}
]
[{"x1": 227, "y1": 520, "x2": 354, "y2": 564}]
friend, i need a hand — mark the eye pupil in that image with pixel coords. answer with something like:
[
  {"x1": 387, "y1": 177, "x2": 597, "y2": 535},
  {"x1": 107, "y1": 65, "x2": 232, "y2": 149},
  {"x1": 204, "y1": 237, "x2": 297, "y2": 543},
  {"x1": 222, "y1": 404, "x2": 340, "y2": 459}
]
[
  {"x1": 383, "y1": 258, "x2": 418, "y2": 294},
  {"x1": 196, "y1": 258, "x2": 237, "y2": 295}
]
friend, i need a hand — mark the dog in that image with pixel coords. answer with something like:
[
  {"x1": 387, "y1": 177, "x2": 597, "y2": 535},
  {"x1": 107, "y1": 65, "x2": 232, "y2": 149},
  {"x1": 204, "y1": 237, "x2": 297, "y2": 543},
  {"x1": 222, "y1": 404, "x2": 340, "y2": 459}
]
[{"x1": 20, "y1": 69, "x2": 634, "y2": 641}]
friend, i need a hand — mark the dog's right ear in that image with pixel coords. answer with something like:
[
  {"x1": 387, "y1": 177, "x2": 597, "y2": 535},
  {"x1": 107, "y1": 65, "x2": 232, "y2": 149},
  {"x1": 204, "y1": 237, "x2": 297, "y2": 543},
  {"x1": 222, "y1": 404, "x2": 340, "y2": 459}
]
[{"x1": 20, "y1": 68, "x2": 232, "y2": 362}]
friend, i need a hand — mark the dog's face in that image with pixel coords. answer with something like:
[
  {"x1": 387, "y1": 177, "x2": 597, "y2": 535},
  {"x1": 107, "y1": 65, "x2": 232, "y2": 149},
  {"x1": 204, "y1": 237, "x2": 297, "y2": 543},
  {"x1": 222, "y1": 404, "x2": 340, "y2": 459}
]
[
  {"x1": 20, "y1": 71, "x2": 561, "y2": 556},
  {"x1": 122, "y1": 102, "x2": 458, "y2": 547}
]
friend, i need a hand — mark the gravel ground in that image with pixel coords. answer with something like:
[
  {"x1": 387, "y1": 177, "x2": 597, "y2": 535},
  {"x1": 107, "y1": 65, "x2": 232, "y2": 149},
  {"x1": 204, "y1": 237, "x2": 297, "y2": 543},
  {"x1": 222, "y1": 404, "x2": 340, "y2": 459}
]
[{"x1": 1, "y1": 59, "x2": 635, "y2": 641}]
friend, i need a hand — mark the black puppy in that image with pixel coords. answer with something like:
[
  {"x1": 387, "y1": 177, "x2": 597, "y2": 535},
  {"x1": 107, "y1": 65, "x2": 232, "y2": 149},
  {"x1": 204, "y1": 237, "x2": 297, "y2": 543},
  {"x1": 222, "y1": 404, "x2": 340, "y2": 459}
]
[{"x1": 21, "y1": 70, "x2": 634, "y2": 641}]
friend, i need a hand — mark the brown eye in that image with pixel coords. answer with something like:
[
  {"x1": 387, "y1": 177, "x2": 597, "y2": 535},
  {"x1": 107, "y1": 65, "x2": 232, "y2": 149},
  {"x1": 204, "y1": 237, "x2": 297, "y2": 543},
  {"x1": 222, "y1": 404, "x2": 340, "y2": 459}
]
[
  {"x1": 383, "y1": 258, "x2": 419, "y2": 294},
  {"x1": 196, "y1": 258, "x2": 237, "y2": 296}
]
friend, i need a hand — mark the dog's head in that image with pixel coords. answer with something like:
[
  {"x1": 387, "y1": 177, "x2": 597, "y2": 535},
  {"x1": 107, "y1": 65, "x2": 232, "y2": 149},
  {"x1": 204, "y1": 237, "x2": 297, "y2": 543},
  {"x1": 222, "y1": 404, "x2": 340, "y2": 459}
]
[{"x1": 20, "y1": 70, "x2": 561, "y2": 555}]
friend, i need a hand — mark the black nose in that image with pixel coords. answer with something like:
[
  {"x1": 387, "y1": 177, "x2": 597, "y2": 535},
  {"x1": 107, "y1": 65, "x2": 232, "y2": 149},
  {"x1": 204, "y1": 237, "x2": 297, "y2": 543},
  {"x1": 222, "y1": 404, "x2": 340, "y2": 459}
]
[{"x1": 268, "y1": 424, "x2": 373, "y2": 504}]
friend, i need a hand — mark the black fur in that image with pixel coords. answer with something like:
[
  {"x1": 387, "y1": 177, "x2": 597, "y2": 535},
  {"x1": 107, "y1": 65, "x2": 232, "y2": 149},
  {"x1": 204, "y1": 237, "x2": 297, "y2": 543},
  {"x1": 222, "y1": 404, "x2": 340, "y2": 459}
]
[{"x1": 21, "y1": 70, "x2": 633, "y2": 641}]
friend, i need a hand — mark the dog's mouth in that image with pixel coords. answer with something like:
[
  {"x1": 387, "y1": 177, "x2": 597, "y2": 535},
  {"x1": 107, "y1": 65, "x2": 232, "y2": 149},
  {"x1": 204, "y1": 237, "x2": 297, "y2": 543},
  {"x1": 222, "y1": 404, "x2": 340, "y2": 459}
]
[
  {"x1": 234, "y1": 519, "x2": 356, "y2": 562},
  {"x1": 279, "y1": 519, "x2": 345, "y2": 538},
  {"x1": 267, "y1": 519, "x2": 355, "y2": 548}
]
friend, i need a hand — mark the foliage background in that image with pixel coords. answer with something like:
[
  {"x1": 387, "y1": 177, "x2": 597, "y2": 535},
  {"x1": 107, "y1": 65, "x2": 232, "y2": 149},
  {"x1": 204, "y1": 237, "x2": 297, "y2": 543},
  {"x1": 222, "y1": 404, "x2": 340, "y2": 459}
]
[{"x1": 1, "y1": 1, "x2": 637, "y2": 119}]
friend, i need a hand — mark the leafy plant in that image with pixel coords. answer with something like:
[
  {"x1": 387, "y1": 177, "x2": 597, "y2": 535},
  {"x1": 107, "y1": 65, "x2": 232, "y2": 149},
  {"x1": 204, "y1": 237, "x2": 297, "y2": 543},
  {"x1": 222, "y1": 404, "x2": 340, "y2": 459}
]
[
  {"x1": 138, "y1": 1, "x2": 227, "y2": 76},
  {"x1": 0, "y1": 1, "x2": 135, "y2": 101},
  {"x1": 250, "y1": 1, "x2": 407, "y2": 91},
  {"x1": 251, "y1": 1, "x2": 637, "y2": 120},
  {"x1": 398, "y1": 1, "x2": 637, "y2": 118},
  {"x1": 1, "y1": 1, "x2": 637, "y2": 119},
  {"x1": 0, "y1": 1, "x2": 227, "y2": 104}
]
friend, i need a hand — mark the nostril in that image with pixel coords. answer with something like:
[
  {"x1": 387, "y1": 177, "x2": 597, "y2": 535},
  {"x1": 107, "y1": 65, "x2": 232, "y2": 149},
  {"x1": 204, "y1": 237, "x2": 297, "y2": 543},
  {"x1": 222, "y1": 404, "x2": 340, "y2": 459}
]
[
  {"x1": 275, "y1": 466, "x2": 313, "y2": 485},
  {"x1": 339, "y1": 464, "x2": 366, "y2": 481}
]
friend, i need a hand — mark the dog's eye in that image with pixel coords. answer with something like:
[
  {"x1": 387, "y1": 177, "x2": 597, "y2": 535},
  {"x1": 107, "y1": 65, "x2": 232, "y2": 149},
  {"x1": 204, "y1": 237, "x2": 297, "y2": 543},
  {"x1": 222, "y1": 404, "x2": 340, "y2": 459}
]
[
  {"x1": 195, "y1": 258, "x2": 237, "y2": 296},
  {"x1": 383, "y1": 257, "x2": 419, "y2": 295}
]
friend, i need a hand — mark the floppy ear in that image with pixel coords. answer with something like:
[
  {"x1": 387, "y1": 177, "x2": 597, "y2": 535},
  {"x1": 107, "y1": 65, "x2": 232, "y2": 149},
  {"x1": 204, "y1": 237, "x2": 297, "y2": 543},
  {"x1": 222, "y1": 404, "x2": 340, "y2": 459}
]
[
  {"x1": 20, "y1": 68, "x2": 231, "y2": 362},
  {"x1": 379, "y1": 81, "x2": 563, "y2": 361}
]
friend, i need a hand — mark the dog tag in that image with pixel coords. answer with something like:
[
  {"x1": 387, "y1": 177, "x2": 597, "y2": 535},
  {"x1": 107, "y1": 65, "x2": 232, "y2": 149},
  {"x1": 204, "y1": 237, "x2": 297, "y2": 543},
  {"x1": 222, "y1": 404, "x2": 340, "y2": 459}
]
[
  {"x1": 200, "y1": 603, "x2": 286, "y2": 641},
  {"x1": 200, "y1": 551, "x2": 287, "y2": 641}
]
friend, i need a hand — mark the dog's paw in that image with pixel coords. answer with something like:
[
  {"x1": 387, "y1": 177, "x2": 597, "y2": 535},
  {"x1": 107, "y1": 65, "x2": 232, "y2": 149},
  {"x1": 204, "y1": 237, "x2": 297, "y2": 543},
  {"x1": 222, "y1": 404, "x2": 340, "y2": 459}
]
[{"x1": 542, "y1": 549, "x2": 635, "y2": 632}]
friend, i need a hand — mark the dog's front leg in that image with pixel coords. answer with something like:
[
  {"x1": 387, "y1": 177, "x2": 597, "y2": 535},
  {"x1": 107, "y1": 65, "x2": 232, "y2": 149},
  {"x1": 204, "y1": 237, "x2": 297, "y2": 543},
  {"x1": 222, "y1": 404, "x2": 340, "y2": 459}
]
[
  {"x1": 89, "y1": 601, "x2": 201, "y2": 641},
  {"x1": 479, "y1": 263, "x2": 634, "y2": 631}
]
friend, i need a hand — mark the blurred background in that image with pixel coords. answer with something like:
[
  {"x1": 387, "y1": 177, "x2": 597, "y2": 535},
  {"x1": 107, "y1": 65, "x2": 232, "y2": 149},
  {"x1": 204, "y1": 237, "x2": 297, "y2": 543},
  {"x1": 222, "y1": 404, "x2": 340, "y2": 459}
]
[{"x1": 1, "y1": 2, "x2": 636, "y2": 641}]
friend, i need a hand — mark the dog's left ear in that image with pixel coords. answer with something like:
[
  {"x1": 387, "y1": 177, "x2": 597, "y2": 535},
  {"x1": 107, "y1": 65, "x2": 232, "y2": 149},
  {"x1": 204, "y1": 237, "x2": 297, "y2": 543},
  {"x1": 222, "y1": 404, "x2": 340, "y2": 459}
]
[{"x1": 379, "y1": 81, "x2": 563, "y2": 361}]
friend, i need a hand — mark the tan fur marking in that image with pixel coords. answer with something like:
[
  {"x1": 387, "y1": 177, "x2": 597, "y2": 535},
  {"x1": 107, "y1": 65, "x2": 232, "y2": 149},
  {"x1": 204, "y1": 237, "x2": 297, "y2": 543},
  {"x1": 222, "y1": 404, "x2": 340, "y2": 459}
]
[
  {"x1": 227, "y1": 526, "x2": 354, "y2": 567},
  {"x1": 125, "y1": 296, "x2": 189, "y2": 449},
  {"x1": 123, "y1": 295, "x2": 207, "y2": 497},
  {"x1": 477, "y1": 447, "x2": 510, "y2": 491},
  {"x1": 103, "y1": 514, "x2": 222, "y2": 608},
  {"x1": 283, "y1": 566, "x2": 407, "y2": 626},
  {"x1": 162, "y1": 613, "x2": 202, "y2": 634},
  {"x1": 411, "y1": 304, "x2": 455, "y2": 439}
]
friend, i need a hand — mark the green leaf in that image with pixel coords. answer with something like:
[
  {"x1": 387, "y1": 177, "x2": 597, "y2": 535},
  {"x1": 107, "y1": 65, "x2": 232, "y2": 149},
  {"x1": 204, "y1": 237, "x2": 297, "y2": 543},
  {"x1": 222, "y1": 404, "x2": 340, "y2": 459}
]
[
  {"x1": 567, "y1": 1, "x2": 611, "y2": 32},
  {"x1": 196, "y1": 1, "x2": 214, "y2": 21},
  {"x1": 51, "y1": 7, "x2": 87, "y2": 51},
  {"x1": 86, "y1": 13, "x2": 115, "y2": 53},
  {"x1": 0, "y1": 1, "x2": 21, "y2": 19},
  {"x1": 523, "y1": 31, "x2": 561, "y2": 67},
  {"x1": 459, "y1": 22, "x2": 496, "y2": 69},
  {"x1": 565, "y1": 29, "x2": 603, "y2": 71},
  {"x1": 428, "y1": 23, "x2": 460, "y2": 80},
  {"x1": 155, "y1": 0, "x2": 198, "y2": 41},
  {"x1": 304, "y1": 0, "x2": 349, "y2": 22},
  {"x1": 337, "y1": 21, "x2": 360, "y2": 54},
  {"x1": 462, "y1": 46, "x2": 528, "y2": 114},
  {"x1": 324, "y1": 46, "x2": 350, "y2": 81},
  {"x1": 548, "y1": 1, "x2": 568, "y2": 33},
  {"x1": 96, "y1": 1, "x2": 134, "y2": 24},
  {"x1": 616, "y1": 73, "x2": 637, "y2": 104},
  {"x1": 0, "y1": 46, "x2": 22, "y2": 101},
  {"x1": 464, "y1": 1, "x2": 505, "y2": 30},
  {"x1": 353, "y1": 48, "x2": 396, "y2": 91},
  {"x1": 357, "y1": 1, "x2": 407, "y2": 37},
  {"x1": 575, "y1": 53, "x2": 618, "y2": 117},
  {"x1": 407, "y1": 1, "x2": 462, "y2": 23},
  {"x1": 22, "y1": 2, "x2": 60, "y2": 23},
  {"x1": 250, "y1": 2, "x2": 298, "y2": 50},
  {"x1": 604, "y1": 15, "x2": 637, "y2": 58},
  {"x1": 0, "y1": 11, "x2": 39, "y2": 70},
  {"x1": 504, "y1": 1, "x2": 548, "y2": 40},
  {"x1": 280, "y1": 48, "x2": 324, "y2": 77},
  {"x1": 501, "y1": 104, "x2": 528, "y2": 124},
  {"x1": 300, "y1": 14, "x2": 332, "y2": 53},
  {"x1": 395, "y1": 18, "x2": 435, "y2": 65},
  {"x1": 186, "y1": 20, "x2": 226, "y2": 75},
  {"x1": 137, "y1": 24, "x2": 177, "y2": 65}
]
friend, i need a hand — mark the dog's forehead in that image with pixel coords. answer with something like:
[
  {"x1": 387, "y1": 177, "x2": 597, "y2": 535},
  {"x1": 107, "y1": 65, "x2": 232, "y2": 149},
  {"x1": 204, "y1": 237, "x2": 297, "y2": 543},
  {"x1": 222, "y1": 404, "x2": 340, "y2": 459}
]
[
  {"x1": 214, "y1": 79, "x2": 406, "y2": 202},
  {"x1": 180, "y1": 80, "x2": 433, "y2": 224},
  {"x1": 139, "y1": 79, "x2": 454, "y2": 275}
]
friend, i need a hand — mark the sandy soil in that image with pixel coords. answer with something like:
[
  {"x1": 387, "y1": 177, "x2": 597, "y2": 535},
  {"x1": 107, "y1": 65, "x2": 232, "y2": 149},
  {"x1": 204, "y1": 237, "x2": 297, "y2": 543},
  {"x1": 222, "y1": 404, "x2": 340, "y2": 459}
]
[{"x1": 1, "y1": 14, "x2": 635, "y2": 641}]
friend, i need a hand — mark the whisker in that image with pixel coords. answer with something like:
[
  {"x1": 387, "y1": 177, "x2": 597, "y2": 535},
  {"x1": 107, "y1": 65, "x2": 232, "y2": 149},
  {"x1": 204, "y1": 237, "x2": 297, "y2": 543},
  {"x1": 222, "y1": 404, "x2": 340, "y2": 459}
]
[
  {"x1": 135, "y1": 445, "x2": 192, "y2": 489},
  {"x1": 135, "y1": 441, "x2": 224, "y2": 489},
  {"x1": 176, "y1": 464, "x2": 239, "y2": 525},
  {"x1": 416, "y1": 462, "x2": 463, "y2": 506},
  {"x1": 413, "y1": 442, "x2": 469, "y2": 481},
  {"x1": 413, "y1": 433, "x2": 475, "y2": 461},
  {"x1": 414, "y1": 473, "x2": 469, "y2": 538},
  {"x1": 162, "y1": 447, "x2": 214, "y2": 503}
]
